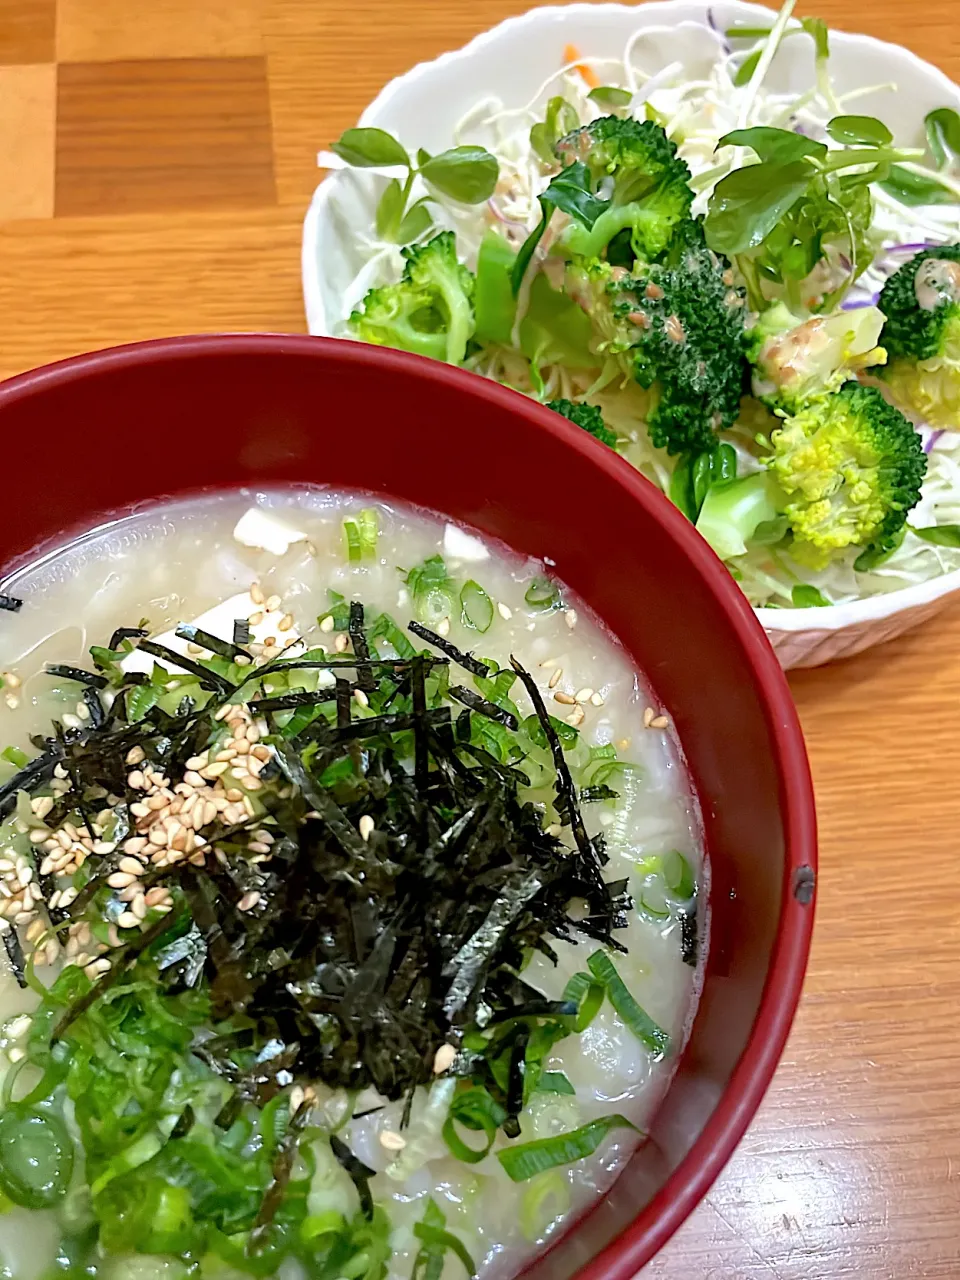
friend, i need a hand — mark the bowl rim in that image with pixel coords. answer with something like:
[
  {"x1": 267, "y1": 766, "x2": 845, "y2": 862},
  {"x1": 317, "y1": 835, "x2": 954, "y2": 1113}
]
[
  {"x1": 300, "y1": 0, "x2": 960, "y2": 640},
  {"x1": 0, "y1": 333, "x2": 818, "y2": 1274}
]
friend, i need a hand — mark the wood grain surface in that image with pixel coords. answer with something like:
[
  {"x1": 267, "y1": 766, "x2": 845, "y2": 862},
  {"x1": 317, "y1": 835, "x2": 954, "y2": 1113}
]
[{"x1": 0, "y1": 1, "x2": 958, "y2": 1275}]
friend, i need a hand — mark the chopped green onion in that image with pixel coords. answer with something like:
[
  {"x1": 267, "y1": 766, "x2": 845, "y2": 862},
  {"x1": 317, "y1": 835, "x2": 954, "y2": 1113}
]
[
  {"x1": 405, "y1": 555, "x2": 457, "y2": 627},
  {"x1": 522, "y1": 712, "x2": 578, "y2": 751},
  {"x1": 587, "y1": 951, "x2": 671, "y2": 1059},
  {"x1": 412, "y1": 1197, "x2": 476, "y2": 1278},
  {"x1": 442, "y1": 1087, "x2": 506, "y2": 1164},
  {"x1": 561, "y1": 971, "x2": 604, "y2": 1033},
  {"x1": 661, "y1": 850, "x2": 695, "y2": 900},
  {"x1": 520, "y1": 1171, "x2": 571, "y2": 1240},
  {"x1": 536, "y1": 1071, "x2": 575, "y2": 1096},
  {"x1": 639, "y1": 884, "x2": 671, "y2": 919},
  {"x1": 342, "y1": 508, "x2": 379, "y2": 562},
  {"x1": 0, "y1": 1107, "x2": 74, "y2": 1209},
  {"x1": 460, "y1": 580, "x2": 494, "y2": 633},
  {"x1": 497, "y1": 1114, "x2": 635, "y2": 1182},
  {"x1": 524, "y1": 576, "x2": 561, "y2": 611},
  {"x1": 1, "y1": 746, "x2": 28, "y2": 769}
]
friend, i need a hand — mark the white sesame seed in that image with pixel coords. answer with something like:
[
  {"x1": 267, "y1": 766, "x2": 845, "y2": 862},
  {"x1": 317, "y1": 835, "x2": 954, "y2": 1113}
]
[
  {"x1": 29, "y1": 829, "x2": 49, "y2": 846},
  {"x1": 359, "y1": 815, "x2": 375, "y2": 842},
  {"x1": 334, "y1": 634, "x2": 348, "y2": 653},
  {"x1": 116, "y1": 912, "x2": 140, "y2": 930},
  {"x1": 75, "y1": 701, "x2": 91, "y2": 721},
  {"x1": 118, "y1": 857, "x2": 144, "y2": 876},
  {"x1": 2, "y1": 672, "x2": 21, "y2": 690},
  {"x1": 244, "y1": 777, "x2": 263, "y2": 792},
  {"x1": 250, "y1": 582, "x2": 265, "y2": 605},
  {"x1": 437, "y1": 617, "x2": 451, "y2": 637},
  {"x1": 575, "y1": 688, "x2": 594, "y2": 703},
  {"x1": 92, "y1": 841, "x2": 117, "y2": 855},
  {"x1": 433, "y1": 1043, "x2": 457, "y2": 1074},
  {"x1": 354, "y1": 689, "x2": 369, "y2": 709},
  {"x1": 25, "y1": 919, "x2": 45, "y2": 943},
  {"x1": 565, "y1": 705, "x2": 585, "y2": 727},
  {"x1": 379, "y1": 1130, "x2": 406, "y2": 1151},
  {"x1": 107, "y1": 872, "x2": 135, "y2": 889},
  {"x1": 497, "y1": 602, "x2": 512, "y2": 620},
  {"x1": 5, "y1": 696, "x2": 20, "y2": 711},
  {"x1": 642, "y1": 706, "x2": 655, "y2": 729},
  {"x1": 238, "y1": 891, "x2": 261, "y2": 912},
  {"x1": 548, "y1": 667, "x2": 563, "y2": 689},
  {"x1": 565, "y1": 609, "x2": 578, "y2": 629},
  {"x1": 125, "y1": 745, "x2": 146, "y2": 766},
  {"x1": 320, "y1": 615, "x2": 335, "y2": 633},
  {"x1": 131, "y1": 894, "x2": 148, "y2": 920},
  {"x1": 265, "y1": 595, "x2": 282, "y2": 613},
  {"x1": 61, "y1": 713, "x2": 81, "y2": 729},
  {"x1": 650, "y1": 714, "x2": 670, "y2": 730},
  {"x1": 7, "y1": 1046, "x2": 25, "y2": 1064},
  {"x1": 278, "y1": 614, "x2": 294, "y2": 633},
  {"x1": 59, "y1": 886, "x2": 78, "y2": 908},
  {"x1": 86, "y1": 958, "x2": 112, "y2": 977},
  {"x1": 553, "y1": 692, "x2": 576, "y2": 705},
  {"x1": 591, "y1": 693, "x2": 605, "y2": 707}
]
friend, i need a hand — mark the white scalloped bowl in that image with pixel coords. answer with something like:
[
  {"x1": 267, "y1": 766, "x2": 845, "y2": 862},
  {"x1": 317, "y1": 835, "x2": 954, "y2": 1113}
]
[{"x1": 302, "y1": 0, "x2": 960, "y2": 670}]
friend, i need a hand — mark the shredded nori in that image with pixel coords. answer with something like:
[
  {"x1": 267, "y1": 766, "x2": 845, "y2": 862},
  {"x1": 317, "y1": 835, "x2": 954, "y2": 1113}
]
[
  {"x1": 27, "y1": 617, "x2": 633, "y2": 1128},
  {"x1": 45, "y1": 665, "x2": 109, "y2": 690},
  {"x1": 108, "y1": 625, "x2": 147, "y2": 650},
  {"x1": 82, "y1": 686, "x2": 106, "y2": 728},
  {"x1": 175, "y1": 624, "x2": 251, "y2": 663},
  {"x1": 0, "y1": 595, "x2": 22, "y2": 613},
  {"x1": 680, "y1": 901, "x2": 698, "y2": 967},
  {"x1": 255, "y1": 690, "x2": 338, "y2": 714},
  {"x1": 406, "y1": 621, "x2": 493, "y2": 678},
  {"x1": 330, "y1": 1135, "x2": 376, "y2": 1220},
  {"x1": 447, "y1": 686, "x2": 519, "y2": 731},
  {"x1": 349, "y1": 603, "x2": 376, "y2": 693},
  {"x1": 2, "y1": 928, "x2": 26, "y2": 988},
  {"x1": 134, "y1": 640, "x2": 235, "y2": 693},
  {"x1": 233, "y1": 619, "x2": 252, "y2": 648}
]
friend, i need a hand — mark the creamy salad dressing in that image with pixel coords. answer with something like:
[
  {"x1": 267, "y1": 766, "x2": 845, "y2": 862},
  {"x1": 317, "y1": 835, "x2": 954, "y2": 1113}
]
[{"x1": 0, "y1": 490, "x2": 704, "y2": 1280}]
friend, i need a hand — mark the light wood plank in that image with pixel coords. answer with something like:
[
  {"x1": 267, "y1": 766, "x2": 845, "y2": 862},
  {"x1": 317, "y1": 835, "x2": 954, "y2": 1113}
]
[{"x1": 56, "y1": 58, "x2": 276, "y2": 217}]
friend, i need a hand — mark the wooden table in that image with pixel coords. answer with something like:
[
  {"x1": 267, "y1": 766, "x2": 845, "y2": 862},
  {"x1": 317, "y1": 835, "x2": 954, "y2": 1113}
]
[{"x1": 0, "y1": 0, "x2": 957, "y2": 1274}]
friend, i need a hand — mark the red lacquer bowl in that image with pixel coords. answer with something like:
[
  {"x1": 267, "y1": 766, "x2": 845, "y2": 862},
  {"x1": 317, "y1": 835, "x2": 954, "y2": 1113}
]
[{"x1": 0, "y1": 335, "x2": 816, "y2": 1277}]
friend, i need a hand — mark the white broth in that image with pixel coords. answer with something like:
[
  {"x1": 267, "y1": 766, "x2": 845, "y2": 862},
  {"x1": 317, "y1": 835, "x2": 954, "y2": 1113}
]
[{"x1": 0, "y1": 491, "x2": 704, "y2": 1280}]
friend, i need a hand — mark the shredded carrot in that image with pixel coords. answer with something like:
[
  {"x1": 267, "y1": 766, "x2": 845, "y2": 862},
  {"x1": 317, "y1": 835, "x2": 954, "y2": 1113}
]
[{"x1": 563, "y1": 43, "x2": 599, "y2": 89}]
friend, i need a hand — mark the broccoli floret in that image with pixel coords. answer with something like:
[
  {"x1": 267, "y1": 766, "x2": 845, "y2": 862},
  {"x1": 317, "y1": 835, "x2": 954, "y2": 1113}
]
[
  {"x1": 696, "y1": 383, "x2": 926, "y2": 568},
  {"x1": 567, "y1": 222, "x2": 749, "y2": 455},
  {"x1": 546, "y1": 398, "x2": 618, "y2": 448},
  {"x1": 554, "y1": 116, "x2": 693, "y2": 264},
  {"x1": 875, "y1": 244, "x2": 960, "y2": 428},
  {"x1": 348, "y1": 231, "x2": 475, "y2": 365},
  {"x1": 748, "y1": 302, "x2": 887, "y2": 413}
]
